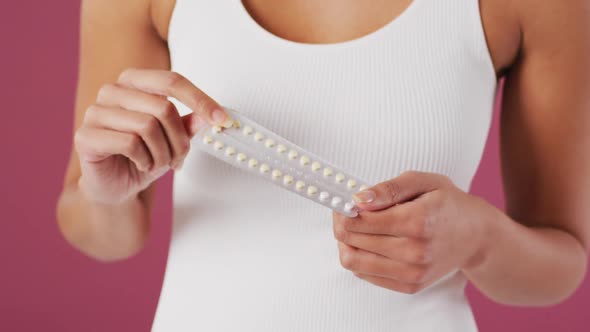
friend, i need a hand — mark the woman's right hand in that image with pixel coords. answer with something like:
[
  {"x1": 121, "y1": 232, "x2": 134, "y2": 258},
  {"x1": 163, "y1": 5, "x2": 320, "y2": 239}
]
[{"x1": 74, "y1": 69, "x2": 232, "y2": 205}]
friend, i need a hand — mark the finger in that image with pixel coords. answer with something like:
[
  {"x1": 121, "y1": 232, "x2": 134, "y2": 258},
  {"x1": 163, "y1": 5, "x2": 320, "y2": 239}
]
[
  {"x1": 352, "y1": 171, "x2": 448, "y2": 211},
  {"x1": 333, "y1": 217, "x2": 433, "y2": 264},
  {"x1": 84, "y1": 105, "x2": 173, "y2": 170},
  {"x1": 337, "y1": 242, "x2": 429, "y2": 284},
  {"x1": 116, "y1": 69, "x2": 232, "y2": 132},
  {"x1": 353, "y1": 272, "x2": 427, "y2": 295},
  {"x1": 95, "y1": 84, "x2": 189, "y2": 168},
  {"x1": 74, "y1": 127, "x2": 152, "y2": 172},
  {"x1": 336, "y1": 202, "x2": 433, "y2": 238}
]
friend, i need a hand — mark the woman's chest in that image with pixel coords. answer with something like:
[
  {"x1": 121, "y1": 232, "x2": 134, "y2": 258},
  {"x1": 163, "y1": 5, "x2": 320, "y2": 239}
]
[{"x1": 168, "y1": 0, "x2": 498, "y2": 189}]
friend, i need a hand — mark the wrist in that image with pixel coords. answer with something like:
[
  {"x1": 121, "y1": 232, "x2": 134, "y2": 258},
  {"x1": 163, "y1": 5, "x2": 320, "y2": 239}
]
[
  {"x1": 462, "y1": 195, "x2": 502, "y2": 273},
  {"x1": 77, "y1": 176, "x2": 142, "y2": 208}
]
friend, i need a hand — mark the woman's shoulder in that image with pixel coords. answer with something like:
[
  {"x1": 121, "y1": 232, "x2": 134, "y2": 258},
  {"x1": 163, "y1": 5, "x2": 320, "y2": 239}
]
[{"x1": 511, "y1": 0, "x2": 589, "y2": 44}]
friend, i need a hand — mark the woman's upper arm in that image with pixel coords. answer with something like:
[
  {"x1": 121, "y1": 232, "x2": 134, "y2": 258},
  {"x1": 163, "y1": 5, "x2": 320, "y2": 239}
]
[
  {"x1": 500, "y1": 0, "x2": 590, "y2": 250},
  {"x1": 63, "y1": 0, "x2": 172, "y2": 196}
]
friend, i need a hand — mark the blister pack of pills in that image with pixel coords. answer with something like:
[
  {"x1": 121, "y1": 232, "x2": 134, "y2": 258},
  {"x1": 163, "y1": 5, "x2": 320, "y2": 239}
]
[{"x1": 194, "y1": 108, "x2": 371, "y2": 217}]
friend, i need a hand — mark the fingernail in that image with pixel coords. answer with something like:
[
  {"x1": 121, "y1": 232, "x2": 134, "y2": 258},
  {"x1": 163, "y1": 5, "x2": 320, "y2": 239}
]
[
  {"x1": 352, "y1": 190, "x2": 375, "y2": 204},
  {"x1": 212, "y1": 109, "x2": 234, "y2": 128}
]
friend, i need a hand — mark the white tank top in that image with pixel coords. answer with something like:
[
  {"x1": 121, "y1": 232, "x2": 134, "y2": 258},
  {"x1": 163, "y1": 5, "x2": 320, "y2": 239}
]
[{"x1": 154, "y1": 0, "x2": 497, "y2": 331}]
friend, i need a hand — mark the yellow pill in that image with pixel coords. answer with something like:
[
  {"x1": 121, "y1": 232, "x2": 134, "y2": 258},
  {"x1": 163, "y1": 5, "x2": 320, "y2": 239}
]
[
  {"x1": 347, "y1": 179, "x2": 357, "y2": 189},
  {"x1": 283, "y1": 175, "x2": 294, "y2": 185},
  {"x1": 254, "y1": 132, "x2": 264, "y2": 142},
  {"x1": 295, "y1": 181, "x2": 305, "y2": 191},
  {"x1": 271, "y1": 170, "x2": 282, "y2": 180},
  {"x1": 260, "y1": 164, "x2": 270, "y2": 173},
  {"x1": 307, "y1": 186, "x2": 318, "y2": 197},
  {"x1": 311, "y1": 162, "x2": 322, "y2": 172},
  {"x1": 300, "y1": 156, "x2": 310, "y2": 166},
  {"x1": 242, "y1": 126, "x2": 254, "y2": 135},
  {"x1": 288, "y1": 150, "x2": 298, "y2": 160}
]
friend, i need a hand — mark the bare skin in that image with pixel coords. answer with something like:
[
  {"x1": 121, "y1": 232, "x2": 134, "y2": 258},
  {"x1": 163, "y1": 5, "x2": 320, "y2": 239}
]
[{"x1": 57, "y1": 0, "x2": 590, "y2": 307}]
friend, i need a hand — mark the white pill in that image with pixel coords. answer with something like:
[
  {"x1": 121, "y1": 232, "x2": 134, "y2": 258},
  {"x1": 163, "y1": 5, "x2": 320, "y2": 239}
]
[
  {"x1": 265, "y1": 139, "x2": 276, "y2": 148},
  {"x1": 225, "y1": 146, "x2": 236, "y2": 156},
  {"x1": 277, "y1": 144, "x2": 287, "y2": 154},
  {"x1": 254, "y1": 132, "x2": 264, "y2": 142},
  {"x1": 359, "y1": 185, "x2": 369, "y2": 191},
  {"x1": 202, "y1": 135, "x2": 213, "y2": 144},
  {"x1": 288, "y1": 150, "x2": 298, "y2": 160},
  {"x1": 311, "y1": 162, "x2": 322, "y2": 172},
  {"x1": 300, "y1": 156, "x2": 310, "y2": 166},
  {"x1": 319, "y1": 192, "x2": 330, "y2": 202},
  {"x1": 237, "y1": 153, "x2": 247, "y2": 162},
  {"x1": 260, "y1": 164, "x2": 270, "y2": 173},
  {"x1": 212, "y1": 126, "x2": 222, "y2": 134},
  {"x1": 347, "y1": 179, "x2": 357, "y2": 189},
  {"x1": 331, "y1": 196, "x2": 343, "y2": 207},
  {"x1": 283, "y1": 175, "x2": 294, "y2": 185},
  {"x1": 243, "y1": 126, "x2": 254, "y2": 135},
  {"x1": 271, "y1": 169, "x2": 282, "y2": 180},
  {"x1": 335, "y1": 173, "x2": 345, "y2": 183},
  {"x1": 344, "y1": 202, "x2": 355, "y2": 213},
  {"x1": 295, "y1": 181, "x2": 305, "y2": 191},
  {"x1": 213, "y1": 141, "x2": 224, "y2": 150},
  {"x1": 307, "y1": 186, "x2": 318, "y2": 197},
  {"x1": 323, "y1": 168, "x2": 333, "y2": 177},
  {"x1": 248, "y1": 158, "x2": 258, "y2": 168}
]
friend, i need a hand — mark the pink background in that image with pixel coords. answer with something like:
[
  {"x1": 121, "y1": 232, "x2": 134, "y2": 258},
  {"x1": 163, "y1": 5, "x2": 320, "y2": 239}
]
[{"x1": 2, "y1": 1, "x2": 588, "y2": 331}]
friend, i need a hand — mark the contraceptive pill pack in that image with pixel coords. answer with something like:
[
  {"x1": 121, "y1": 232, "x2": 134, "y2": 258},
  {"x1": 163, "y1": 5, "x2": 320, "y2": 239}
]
[{"x1": 194, "y1": 108, "x2": 372, "y2": 217}]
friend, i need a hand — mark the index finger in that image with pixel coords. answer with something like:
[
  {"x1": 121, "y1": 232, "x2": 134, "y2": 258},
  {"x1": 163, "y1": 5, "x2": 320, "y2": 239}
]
[
  {"x1": 341, "y1": 201, "x2": 432, "y2": 239},
  {"x1": 117, "y1": 69, "x2": 233, "y2": 131}
]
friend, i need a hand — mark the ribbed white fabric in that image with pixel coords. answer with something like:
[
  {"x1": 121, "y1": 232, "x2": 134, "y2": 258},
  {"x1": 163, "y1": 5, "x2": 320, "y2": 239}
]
[{"x1": 154, "y1": 0, "x2": 497, "y2": 331}]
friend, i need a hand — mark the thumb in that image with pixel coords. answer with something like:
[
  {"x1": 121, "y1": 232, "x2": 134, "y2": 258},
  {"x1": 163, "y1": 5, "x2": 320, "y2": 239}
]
[{"x1": 352, "y1": 171, "x2": 446, "y2": 211}]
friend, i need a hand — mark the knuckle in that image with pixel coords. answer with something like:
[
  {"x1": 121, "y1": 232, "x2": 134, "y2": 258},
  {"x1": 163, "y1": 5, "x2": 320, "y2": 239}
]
[
  {"x1": 413, "y1": 216, "x2": 428, "y2": 238},
  {"x1": 407, "y1": 266, "x2": 429, "y2": 284},
  {"x1": 342, "y1": 218, "x2": 354, "y2": 232},
  {"x1": 73, "y1": 128, "x2": 88, "y2": 148},
  {"x1": 339, "y1": 248, "x2": 357, "y2": 271},
  {"x1": 82, "y1": 105, "x2": 100, "y2": 123},
  {"x1": 413, "y1": 210, "x2": 434, "y2": 238},
  {"x1": 409, "y1": 242, "x2": 433, "y2": 264},
  {"x1": 436, "y1": 173, "x2": 452, "y2": 186},
  {"x1": 124, "y1": 134, "x2": 142, "y2": 155},
  {"x1": 333, "y1": 224, "x2": 348, "y2": 242},
  {"x1": 165, "y1": 71, "x2": 185, "y2": 93},
  {"x1": 96, "y1": 83, "x2": 118, "y2": 101},
  {"x1": 177, "y1": 141, "x2": 190, "y2": 157},
  {"x1": 140, "y1": 116, "x2": 160, "y2": 137},
  {"x1": 118, "y1": 68, "x2": 137, "y2": 82},
  {"x1": 158, "y1": 100, "x2": 178, "y2": 120},
  {"x1": 384, "y1": 181, "x2": 401, "y2": 202}
]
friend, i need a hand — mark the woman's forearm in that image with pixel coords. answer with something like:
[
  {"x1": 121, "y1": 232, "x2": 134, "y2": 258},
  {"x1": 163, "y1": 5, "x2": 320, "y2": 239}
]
[
  {"x1": 462, "y1": 205, "x2": 588, "y2": 306},
  {"x1": 56, "y1": 183, "x2": 151, "y2": 262}
]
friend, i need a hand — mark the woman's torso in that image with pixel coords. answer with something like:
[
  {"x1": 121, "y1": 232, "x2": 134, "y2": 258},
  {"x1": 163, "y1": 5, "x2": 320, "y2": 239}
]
[{"x1": 152, "y1": 0, "x2": 511, "y2": 330}]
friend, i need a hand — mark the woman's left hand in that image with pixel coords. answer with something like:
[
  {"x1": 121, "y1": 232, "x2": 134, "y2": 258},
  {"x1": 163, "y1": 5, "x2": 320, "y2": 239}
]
[{"x1": 333, "y1": 171, "x2": 498, "y2": 294}]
